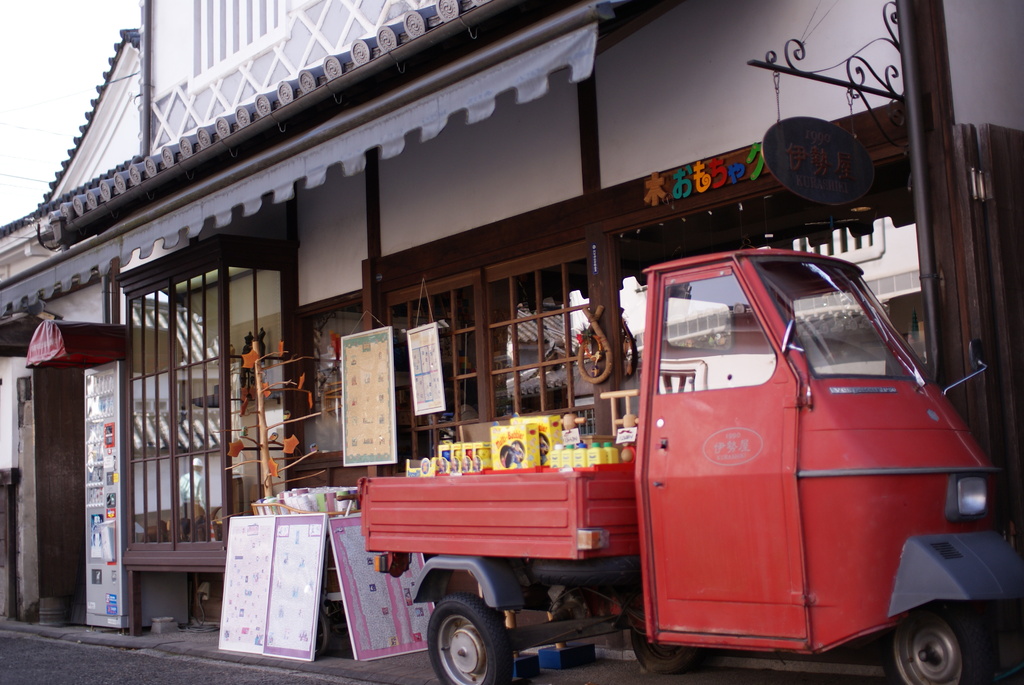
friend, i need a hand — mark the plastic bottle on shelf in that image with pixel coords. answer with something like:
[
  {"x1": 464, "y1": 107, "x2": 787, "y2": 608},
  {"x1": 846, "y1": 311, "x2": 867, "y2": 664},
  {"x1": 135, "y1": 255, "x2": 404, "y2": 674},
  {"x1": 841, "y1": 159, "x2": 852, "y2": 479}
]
[
  {"x1": 604, "y1": 442, "x2": 620, "y2": 464},
  {"x1": 571, "y1": 443, "x2": 586, "y2": 469},
  {"x1": 550, "y1": 444, "x2": 563, "y2": 469}
]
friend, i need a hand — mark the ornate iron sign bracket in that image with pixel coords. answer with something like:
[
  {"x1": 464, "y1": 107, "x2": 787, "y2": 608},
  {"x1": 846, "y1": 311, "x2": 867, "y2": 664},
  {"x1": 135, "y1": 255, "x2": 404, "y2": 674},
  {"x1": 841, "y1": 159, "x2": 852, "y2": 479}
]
[{"x1": 747, "y1": 2, "x2": 905, "y2": 143}]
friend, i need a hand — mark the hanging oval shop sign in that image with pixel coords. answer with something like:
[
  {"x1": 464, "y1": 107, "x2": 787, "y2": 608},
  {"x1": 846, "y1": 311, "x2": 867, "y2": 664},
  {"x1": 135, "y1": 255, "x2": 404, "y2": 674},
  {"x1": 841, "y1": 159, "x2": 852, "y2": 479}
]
[{"x1": 761, "y1": 116, "x2": 874, "y2": 205}]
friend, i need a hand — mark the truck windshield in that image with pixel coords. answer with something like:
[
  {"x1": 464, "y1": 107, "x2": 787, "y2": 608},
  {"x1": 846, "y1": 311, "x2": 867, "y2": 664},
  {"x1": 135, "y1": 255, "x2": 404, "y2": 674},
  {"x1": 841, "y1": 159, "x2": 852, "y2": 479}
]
[{"x1": 754, "y1": 259, "x2": 923, "y2": 381}]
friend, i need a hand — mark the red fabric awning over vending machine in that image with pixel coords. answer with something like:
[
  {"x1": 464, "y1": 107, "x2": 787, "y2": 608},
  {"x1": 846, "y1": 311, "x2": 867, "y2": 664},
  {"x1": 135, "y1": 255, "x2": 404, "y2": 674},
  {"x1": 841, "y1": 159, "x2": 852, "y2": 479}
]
[{"x1": 25, "y1": 320, "x2": 126, "y2": 368}]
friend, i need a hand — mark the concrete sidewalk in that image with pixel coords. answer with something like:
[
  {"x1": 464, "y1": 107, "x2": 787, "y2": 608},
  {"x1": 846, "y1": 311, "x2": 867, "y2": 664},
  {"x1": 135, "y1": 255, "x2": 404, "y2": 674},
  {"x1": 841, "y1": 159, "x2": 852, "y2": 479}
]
[{"x1": 0, "y1": 619, "x2": 438, "y2": 685}]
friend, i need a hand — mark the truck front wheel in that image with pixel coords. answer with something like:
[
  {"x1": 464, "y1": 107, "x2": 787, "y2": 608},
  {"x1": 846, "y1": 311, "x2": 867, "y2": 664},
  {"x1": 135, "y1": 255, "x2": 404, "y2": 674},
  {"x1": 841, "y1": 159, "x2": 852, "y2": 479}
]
[
  {"x1": 428, "y1": 593, "x2": 514, "y2": 685},
  {"x1": 630, "y1": 628, "x2": 704, "y2": 674},
  {"x1": 882, "y1": 605, "x2": 995, "y2": 685}
]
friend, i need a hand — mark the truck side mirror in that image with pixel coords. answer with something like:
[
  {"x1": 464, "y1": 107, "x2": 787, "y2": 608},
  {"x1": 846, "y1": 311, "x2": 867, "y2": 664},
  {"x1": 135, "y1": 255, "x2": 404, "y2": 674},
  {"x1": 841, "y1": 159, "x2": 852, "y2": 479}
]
[{"x1": 943, "y1": 338, "x2": 989, "y2": 395}]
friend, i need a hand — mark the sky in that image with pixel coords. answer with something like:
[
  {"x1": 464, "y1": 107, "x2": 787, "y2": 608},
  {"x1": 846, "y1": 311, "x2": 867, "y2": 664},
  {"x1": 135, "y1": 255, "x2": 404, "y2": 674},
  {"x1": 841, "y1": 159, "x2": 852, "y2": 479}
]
[{"x1": 0, "y1": 0, "x2": 141, "y2": 226}]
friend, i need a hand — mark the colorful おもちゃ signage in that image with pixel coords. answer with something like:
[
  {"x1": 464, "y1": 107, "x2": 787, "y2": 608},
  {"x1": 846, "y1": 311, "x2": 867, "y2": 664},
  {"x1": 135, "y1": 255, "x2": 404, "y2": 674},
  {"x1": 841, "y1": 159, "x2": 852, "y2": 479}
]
[
  {"x1": 643, "y1": 143, "x2": 766, "y2": 207},
  {"x1": 761, "y1": 117, "x2": 874, "y2": 205}
]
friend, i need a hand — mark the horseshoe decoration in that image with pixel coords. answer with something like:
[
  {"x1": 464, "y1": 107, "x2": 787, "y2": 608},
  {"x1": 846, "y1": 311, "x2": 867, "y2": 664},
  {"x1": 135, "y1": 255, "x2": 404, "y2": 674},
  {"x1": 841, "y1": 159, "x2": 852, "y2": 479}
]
[
  {"x1": 621, "y1": 313, "x2": 638, "y2": 380},
  {"x1": 577, "y1": 305, "x2": 613, "y2": 384}
]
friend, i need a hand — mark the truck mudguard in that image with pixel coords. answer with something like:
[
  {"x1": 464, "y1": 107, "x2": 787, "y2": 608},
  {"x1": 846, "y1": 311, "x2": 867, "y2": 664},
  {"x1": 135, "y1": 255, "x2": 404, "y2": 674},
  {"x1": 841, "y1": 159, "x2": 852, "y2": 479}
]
[
  {"x1": 414, "y1": 555, "x2": 524, "y2": 610},
  {"x1": 888, "y1": 531, "x2": 1024, "y2": 616}
]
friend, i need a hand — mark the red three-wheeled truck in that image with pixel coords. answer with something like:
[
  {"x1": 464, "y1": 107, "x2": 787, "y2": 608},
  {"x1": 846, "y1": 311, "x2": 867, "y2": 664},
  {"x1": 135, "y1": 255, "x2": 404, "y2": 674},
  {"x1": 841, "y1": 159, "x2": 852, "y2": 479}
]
[{"x1": 359, "y1": 249, "x2": 1024, "y2": 685}]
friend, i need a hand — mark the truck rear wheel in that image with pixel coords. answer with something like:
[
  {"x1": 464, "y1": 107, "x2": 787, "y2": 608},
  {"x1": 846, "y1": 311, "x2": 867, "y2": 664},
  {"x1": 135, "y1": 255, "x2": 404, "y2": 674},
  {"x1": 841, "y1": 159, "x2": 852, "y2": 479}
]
[
  {"x1": 882, "y1": 605, "x2": 995, "y2": 685},
  {"x1": 630, "y1": 628, "x2": 704, "y2": 674},
  {"x1": 428, "y1": 592, "x2": 513, "y2": 685}
]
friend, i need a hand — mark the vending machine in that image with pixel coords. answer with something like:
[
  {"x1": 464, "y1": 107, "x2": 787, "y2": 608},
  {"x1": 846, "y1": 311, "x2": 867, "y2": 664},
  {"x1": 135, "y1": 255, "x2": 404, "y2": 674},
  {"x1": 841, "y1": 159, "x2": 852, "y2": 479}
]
[{"x1": 84, "y1": 362, "x2": 128, "y2": 628}]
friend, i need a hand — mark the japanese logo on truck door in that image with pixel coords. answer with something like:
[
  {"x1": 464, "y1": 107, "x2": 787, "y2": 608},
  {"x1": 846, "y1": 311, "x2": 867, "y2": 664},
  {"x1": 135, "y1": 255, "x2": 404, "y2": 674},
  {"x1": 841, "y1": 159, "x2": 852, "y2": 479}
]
[{"x1": 702, "y1": 427, "x2": 763, "y2": 466}]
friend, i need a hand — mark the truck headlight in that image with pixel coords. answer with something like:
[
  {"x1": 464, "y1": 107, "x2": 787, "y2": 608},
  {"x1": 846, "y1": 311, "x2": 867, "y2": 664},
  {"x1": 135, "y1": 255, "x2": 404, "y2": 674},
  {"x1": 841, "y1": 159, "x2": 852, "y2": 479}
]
[{"x1": 945, "y1": 475, "x2": 987, "y2": 521}]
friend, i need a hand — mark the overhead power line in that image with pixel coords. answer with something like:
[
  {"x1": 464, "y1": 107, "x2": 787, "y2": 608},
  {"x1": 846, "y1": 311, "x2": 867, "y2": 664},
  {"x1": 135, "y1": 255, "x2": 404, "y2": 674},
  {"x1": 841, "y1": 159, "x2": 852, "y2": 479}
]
[
  {"x1": 0, "y1": 172, "x2": 50, "y2": 184},
  {"x1": 0, "y1": 121, "x2": 74, "y2": 138}
]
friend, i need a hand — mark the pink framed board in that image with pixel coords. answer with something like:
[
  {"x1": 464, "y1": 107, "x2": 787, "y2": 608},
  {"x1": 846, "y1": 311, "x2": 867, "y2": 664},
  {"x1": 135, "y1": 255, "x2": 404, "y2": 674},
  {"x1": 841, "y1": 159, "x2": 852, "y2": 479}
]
[{"x1": 328, "y1": 515, "x2": 432, "y2": 660}]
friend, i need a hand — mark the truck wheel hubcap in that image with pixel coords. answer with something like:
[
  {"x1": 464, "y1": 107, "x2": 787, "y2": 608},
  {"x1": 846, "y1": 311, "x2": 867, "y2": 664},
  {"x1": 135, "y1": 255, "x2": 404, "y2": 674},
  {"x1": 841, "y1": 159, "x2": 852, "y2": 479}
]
[
  {"x1": 440, "y1": 618, "x2": 487, "y2": 680},
  {"x1": 896, "y1": 613, "x2": 961, "y2": 684}
]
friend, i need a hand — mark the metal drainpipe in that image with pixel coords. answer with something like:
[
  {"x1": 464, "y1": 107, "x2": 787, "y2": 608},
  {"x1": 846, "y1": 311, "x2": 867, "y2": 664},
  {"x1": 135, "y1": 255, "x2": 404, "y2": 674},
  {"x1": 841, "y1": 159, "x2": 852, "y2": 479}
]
[
  {"x1": 896, "y1": 0, "x2": 942, "y2": 377},
  {"x1": 101, "y1": 273, "x2": 111, "y2": 324},
  {"x1": 141, "y1": 0, "x2": 153, "y2": 158}
]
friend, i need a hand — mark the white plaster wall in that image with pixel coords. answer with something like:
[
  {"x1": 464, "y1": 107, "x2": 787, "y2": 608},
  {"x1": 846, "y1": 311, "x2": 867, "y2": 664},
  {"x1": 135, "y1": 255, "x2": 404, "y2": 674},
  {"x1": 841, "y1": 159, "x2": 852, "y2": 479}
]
[
  {"x1": 379, "y1": 70, "x2": 582, "y2": 255},
  {"x1": 0, "y1": 358, "x2": 28, "y2": 470},
  {"x1": 150, "y1": 1, "x2": 196, "y2": 96},
  {"x1": 943, "y1": 0, "x2": 1024, "y2": 130},
  {"x1": 45, "y1": 284, "x2": 106, "y2": 323},
  {"x1": 0, "y1": 226, "x2": 50, "y2": 282},
  {"x1": 597, "y1": 0, "x2": 901, "y2": 187},
  {"x1": 296, "y1": 166, "x2": 367, "y2": 305}
]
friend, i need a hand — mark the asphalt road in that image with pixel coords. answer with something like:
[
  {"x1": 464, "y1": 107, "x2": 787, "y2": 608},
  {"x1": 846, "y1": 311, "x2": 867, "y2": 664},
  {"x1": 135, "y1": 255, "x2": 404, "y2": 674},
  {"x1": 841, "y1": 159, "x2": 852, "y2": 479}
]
[
  {"x1": 2, "y1": 628, "x2": 1024, "y2": 685},
  {"x1": 0, "y1": 630, "x2": 887, "y2": 685}
]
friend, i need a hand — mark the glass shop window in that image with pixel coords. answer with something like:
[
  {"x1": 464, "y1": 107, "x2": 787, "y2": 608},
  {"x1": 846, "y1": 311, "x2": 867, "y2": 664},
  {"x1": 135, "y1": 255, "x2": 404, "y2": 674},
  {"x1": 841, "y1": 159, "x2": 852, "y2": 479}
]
[
  {"x1": 487, "y1": 246, "x2": 592, "y2": 418},
  {"x1": 123, "y1": 237, "x2": 296, "y2": 553},
  {"x1": 303, "y1": 301, "x2": 363, "y2": 454},
  {"x1": 129, "y1": 271, "x2": 224, "y2": 546}
]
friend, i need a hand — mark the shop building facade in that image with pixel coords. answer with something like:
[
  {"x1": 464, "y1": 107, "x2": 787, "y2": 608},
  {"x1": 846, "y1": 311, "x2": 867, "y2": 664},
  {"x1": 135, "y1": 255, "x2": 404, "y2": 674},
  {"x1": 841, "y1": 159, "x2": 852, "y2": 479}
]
[{"x1": 0, "y1": 0, "x2": 1020, "y2": 642}]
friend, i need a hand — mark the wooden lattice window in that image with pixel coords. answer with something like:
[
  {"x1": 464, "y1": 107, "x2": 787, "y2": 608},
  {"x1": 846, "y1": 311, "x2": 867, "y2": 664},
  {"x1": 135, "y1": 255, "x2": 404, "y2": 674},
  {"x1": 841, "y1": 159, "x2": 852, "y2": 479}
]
[{"x1": 487, "y1": 245, "x2": 591, "y2": 418}]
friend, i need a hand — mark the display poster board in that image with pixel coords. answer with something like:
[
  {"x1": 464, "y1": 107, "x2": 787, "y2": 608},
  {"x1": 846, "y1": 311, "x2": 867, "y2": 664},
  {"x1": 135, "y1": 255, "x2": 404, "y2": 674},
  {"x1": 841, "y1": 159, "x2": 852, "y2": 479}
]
[
  {"x1": 341, "y1": 327, "x2": 397, "y2": 466},
  {"x1": 264, "y1": 514, "x2": 328, "y2": 660},
  {"x1": 219, "y1": 516, "x2": 276, "y2": 654},
  {"x1": 328, "y1": 515, "x2": 432, "y2": 660},
  {"x1": 220, "y1": 514, "x2": 327, "y2": 661},
  {"x1": 408, "y1": 322, "x2": 446, "y2": 416}
]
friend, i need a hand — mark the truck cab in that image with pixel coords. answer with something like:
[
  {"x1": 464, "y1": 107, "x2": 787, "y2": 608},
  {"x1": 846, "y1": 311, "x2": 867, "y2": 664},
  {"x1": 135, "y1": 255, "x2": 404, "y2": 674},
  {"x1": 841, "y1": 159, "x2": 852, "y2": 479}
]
[{"x1": 639, "y1": 250, "x2": 1020, "y2": 682}]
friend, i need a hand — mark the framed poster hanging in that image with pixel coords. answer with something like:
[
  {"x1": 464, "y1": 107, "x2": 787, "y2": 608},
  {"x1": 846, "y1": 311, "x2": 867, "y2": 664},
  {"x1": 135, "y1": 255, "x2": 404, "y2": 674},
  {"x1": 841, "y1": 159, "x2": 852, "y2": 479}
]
[
  {"x1": 407, "y1": 322, "x2": 446, "y2": 416},
  {"x1": 341, "y1": 327, "x2": 398, "y2": 466}
]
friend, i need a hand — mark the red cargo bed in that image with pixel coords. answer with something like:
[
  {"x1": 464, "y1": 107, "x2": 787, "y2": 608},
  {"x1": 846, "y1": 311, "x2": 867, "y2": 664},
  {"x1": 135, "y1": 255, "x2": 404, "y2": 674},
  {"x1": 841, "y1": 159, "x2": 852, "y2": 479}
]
[{"x1": 359, "y1": 468, "x2": 639, "y2": 560}]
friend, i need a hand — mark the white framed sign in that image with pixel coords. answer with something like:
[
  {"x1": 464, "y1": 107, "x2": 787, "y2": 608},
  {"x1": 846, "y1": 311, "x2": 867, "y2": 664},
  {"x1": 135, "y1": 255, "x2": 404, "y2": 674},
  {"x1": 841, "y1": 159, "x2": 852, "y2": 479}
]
[{"x1": 407, "y1": 322, "x2": 446, "y2": 416}]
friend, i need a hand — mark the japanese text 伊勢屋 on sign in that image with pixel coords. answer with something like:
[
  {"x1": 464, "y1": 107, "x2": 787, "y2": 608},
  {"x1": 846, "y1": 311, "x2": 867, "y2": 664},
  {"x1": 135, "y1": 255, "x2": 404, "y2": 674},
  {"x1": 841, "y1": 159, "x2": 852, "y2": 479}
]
[{"x1": 760, "y1": 117, "x2": 874, "y2": 205}]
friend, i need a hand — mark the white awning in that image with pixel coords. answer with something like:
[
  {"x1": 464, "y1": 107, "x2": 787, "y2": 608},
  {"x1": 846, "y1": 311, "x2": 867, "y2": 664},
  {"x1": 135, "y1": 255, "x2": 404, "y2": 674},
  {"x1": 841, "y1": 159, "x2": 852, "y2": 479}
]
[{"x1": 0, "y1": 13, "x2": 600, "y2": 313}]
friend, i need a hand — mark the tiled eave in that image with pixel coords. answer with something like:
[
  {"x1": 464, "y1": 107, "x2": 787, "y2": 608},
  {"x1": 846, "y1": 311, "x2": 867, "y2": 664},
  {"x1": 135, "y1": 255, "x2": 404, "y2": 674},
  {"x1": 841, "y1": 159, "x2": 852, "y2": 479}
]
[{"x1": 26, "y1": 0, "x2": 538, "y2": 251}]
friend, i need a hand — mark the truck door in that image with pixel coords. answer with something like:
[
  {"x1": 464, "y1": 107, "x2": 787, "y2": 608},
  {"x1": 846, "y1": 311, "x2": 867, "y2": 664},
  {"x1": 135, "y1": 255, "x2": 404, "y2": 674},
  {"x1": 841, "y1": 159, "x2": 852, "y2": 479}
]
[{"x1": 640, "y1": 265, "x2": 807, "y2": 644}]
